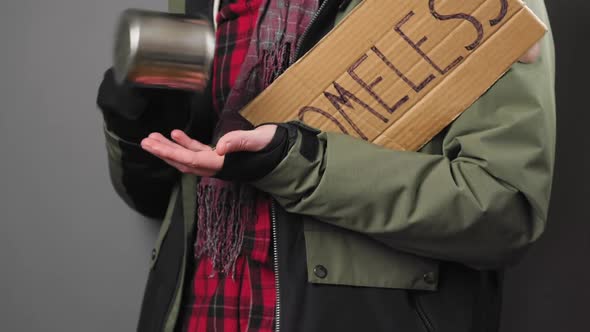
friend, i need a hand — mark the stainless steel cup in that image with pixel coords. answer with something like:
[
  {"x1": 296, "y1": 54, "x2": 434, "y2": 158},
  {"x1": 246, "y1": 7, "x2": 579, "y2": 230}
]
[{"x1": 113, "y1": 9, "x2": 215, "y2": 92}]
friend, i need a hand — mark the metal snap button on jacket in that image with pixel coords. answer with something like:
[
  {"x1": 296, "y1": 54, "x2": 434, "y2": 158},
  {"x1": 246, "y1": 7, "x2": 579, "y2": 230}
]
[
  {"x1": 313, "y1": 265, "x2": 328, "y2": 279},
  {"x1": 423, "y1": 272, "x2": 437, "y2": 285},
  {"x1": 151, "y1": 248, "x2": 157, "y2": 261}
]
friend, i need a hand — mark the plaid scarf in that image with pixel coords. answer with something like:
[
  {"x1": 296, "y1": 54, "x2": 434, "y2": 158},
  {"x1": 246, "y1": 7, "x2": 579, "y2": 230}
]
[{"x1": 196, "y1": 0, "x2": 318, "y2": 275}]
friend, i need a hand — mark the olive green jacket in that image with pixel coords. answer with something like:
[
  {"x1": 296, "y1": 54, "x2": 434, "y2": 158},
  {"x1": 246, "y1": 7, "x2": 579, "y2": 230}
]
[
  {"x1": 253, "y1": 0, "x2": 555, "y2": 288},
  {"x1": 103, "y1": 0, "x2": 554, "y2": 330}
]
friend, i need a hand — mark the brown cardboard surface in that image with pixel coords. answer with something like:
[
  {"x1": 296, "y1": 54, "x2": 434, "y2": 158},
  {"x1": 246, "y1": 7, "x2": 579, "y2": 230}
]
[{"x1": 241, "y1": 0, "x2": 547, "y2": 151}]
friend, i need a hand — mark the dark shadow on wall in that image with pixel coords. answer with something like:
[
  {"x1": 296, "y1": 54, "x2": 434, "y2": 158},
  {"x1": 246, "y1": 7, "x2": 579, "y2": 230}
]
[{"x1": 500, "y1": 1, "x2": 590, "y2": 331}]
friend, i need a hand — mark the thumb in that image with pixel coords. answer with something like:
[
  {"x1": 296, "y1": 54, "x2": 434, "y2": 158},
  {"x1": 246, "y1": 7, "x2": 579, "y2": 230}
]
[{"x1": 215, "y1": 130, "x2": 259, "y2": 155}]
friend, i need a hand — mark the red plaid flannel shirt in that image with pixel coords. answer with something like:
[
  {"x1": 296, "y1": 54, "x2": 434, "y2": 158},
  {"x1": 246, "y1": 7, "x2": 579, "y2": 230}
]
[{"x1": 177, "y1": 0, "x2": 276, "y2": 331}]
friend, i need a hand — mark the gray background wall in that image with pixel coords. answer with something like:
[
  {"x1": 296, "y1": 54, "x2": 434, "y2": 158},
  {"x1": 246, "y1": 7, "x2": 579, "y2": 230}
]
[
  {"x1": 0, "y1": 1, "x2": 164, "y2": 331},
  {"x1": 0, "y1": 1, "x2": 587, "y2": 331}
]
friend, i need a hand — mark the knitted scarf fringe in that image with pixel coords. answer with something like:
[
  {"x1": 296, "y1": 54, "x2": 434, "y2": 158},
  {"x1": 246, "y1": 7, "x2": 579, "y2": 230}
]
[{"x1": 195, "y1": 178, "x2": 256, "y2": 277}]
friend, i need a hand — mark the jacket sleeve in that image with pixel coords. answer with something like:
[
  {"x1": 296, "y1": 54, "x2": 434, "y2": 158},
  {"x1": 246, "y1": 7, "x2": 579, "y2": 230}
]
[
  {"x1": 103, "y1": 126, "x2": 180, "y2": 220},
  {"x1": 252, "y1": 0, "x2": 555, "y2": 270},
  {"x1": 98, "y1": 69, "x2": 215, "y2": 219}
]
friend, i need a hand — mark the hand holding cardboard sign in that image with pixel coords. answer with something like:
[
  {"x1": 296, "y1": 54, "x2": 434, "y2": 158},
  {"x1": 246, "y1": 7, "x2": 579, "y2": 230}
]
[{"x1": 519, "y1": 42, "x2": 541, "y2": 63}]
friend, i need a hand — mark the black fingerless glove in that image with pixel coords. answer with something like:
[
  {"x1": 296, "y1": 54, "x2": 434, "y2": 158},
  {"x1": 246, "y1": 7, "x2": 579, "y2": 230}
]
[
  {"x1": 215, "y1": 122, "x2": 320, "y2": 182},
  {"x1": 97, "y1": 68, "x2": 214, "y2": 143},
  {"x1": 97, "y1": 69, "x2": 147, "y2": 121},
  {"x1": 215, "y1": 125, "x2": 289, "y2": 182}
]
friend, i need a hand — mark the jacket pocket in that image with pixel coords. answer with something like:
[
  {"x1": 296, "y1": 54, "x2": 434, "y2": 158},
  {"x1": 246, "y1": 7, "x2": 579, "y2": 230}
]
[{"x1": 303, "y1": 217, "x2": 440, "y2": 291}]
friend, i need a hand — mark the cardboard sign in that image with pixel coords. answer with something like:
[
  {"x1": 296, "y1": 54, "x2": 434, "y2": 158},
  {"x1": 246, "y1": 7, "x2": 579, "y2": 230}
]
[{"x1": 241, "y1": 0, "x2": 547, "y2": 151}]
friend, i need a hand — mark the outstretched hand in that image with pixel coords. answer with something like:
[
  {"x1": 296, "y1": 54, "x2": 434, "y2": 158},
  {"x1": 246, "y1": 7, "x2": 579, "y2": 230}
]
[{"x1": 140, "y1": 124, "x2": 278, "y2": 177}]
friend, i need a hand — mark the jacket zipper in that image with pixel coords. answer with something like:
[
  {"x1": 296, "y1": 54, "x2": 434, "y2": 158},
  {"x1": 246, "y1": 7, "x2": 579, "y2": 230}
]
[
  {"x1": 292, "y1": 0, "x2": 331, "y2": 64},
  {"x1": 271, "y1": 201, "x2": 282, "y2": 332},
  {"x1": 277, "y1": 2, "x2": 329, "y2": 328}
]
